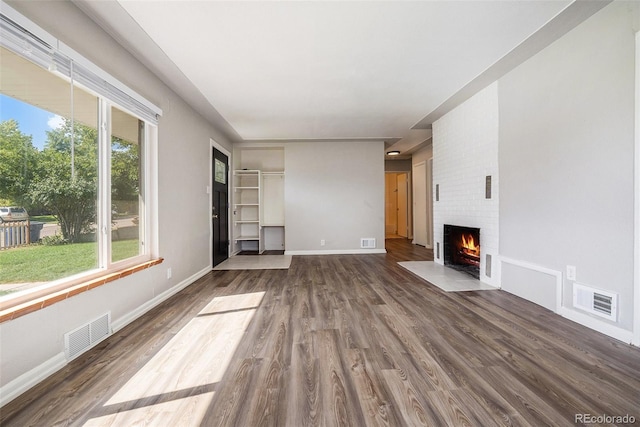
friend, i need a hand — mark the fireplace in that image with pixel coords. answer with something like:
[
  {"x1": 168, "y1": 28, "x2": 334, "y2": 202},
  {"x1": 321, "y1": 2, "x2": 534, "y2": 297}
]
[{"x1": 443, "y1": 224, "x2": 480, "y2": 279}]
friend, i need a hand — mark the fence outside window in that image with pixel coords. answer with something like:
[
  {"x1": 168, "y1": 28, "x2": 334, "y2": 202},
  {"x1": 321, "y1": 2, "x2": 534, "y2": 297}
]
[{"x1": 0, "y1": 221, "x2": 31, "y2": 249}]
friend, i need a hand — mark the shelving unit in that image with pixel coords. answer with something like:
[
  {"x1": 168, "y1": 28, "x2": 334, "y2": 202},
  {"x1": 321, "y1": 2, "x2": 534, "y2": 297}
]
[
  {"x1": 233, "y1": 170, "x2": 261, "y2": 252},
  {"x1": 232, "y1": 146, "x2": 286, "y2": 254}
]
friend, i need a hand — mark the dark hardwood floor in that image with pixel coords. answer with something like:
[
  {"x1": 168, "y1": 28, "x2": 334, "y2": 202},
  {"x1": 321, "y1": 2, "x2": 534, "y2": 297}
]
[{"x1": 2, "y1": 239, "x2": 639, "y2": 426}]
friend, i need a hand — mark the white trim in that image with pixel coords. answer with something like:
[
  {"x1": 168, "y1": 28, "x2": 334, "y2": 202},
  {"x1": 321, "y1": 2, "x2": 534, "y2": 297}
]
[
  {"x1": 426, "y1": 158, "x2": 434, "y2": 248},
  {"x1": 209, "y1": 143, "x2": 213, "y2": 269},
  {"x1": 634, "y1": 31, "x2": 640, "y2": 346},
  {"x1": 111, "y1": 266, "x2": 210, "y2": 333},
  {"x1": 559, "y1": 307, "x2": 634, "y2": 345},
  {"x1": 412, "y1": 160, "x2": 428, "y2": 247},
  {"x1": 209, "y1": 139, "x2": 232, "y2": 270},
  {"x1": 210, "y1": 140, "x2": 231, "y2": 160},
  {"x1": 499, "y1": 256, "x2": 562, "y2": 312},
  {"x1": 147, "y1": 125, "x2": 160, "y2": 259},
  {"x1": 0, "y1": 353, "x2": 66, "y2": 408},
  {"x1": 100, "y1": 98, "x2": 112, "y2": 267},
  {"x1": 285, "y1": 249, "x2": 386, "y2": 256}
]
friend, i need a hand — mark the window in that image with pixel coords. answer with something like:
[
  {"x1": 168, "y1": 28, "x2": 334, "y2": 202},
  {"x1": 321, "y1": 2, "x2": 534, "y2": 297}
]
[
  {"x1": 111, "y1": 106, "x2": 144, "y2": 263},
  {"x1": 0, "y1": 6, "x2": 160, "y2": 306}
]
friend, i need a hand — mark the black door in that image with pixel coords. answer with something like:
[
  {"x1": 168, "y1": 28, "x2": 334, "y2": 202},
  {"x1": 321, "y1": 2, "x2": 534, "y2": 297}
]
[{"x1": 212, "y1": 148, "x2": 229, "y2": 267}]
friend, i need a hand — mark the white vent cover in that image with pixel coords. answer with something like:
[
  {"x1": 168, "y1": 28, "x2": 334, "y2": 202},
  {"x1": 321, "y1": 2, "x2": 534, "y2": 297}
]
[
  {"x1": 361, "y1": 238, "x2": 376, "y2": 249},
  {"x1": 573, "y1": 283, "x2": 617, "y2": 321},
  {"x1": 64, "y1": 312, "x2": 111, "y2": 360}
]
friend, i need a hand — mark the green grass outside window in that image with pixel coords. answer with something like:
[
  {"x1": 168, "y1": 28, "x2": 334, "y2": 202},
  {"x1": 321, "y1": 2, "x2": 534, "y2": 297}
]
[{"x1": 0, "y1": 239, "x2": 139, "y2": 284}]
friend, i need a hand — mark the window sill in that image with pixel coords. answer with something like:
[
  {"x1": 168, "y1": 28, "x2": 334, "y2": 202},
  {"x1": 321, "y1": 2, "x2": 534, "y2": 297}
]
[{"x1": 0, "y1": 258, "x2": 164, "y2": 324}]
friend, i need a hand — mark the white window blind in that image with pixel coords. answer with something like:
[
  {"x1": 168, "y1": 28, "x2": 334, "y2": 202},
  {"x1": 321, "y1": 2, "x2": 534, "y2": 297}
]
[{"x1": 0, "y1": 2, "x2": 161, "y2": 124}]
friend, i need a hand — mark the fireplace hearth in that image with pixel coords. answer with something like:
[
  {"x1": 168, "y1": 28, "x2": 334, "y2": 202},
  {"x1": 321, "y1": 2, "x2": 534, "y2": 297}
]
[{"x1": 443, "y1": 224, "x2": 480, "y2": 279}]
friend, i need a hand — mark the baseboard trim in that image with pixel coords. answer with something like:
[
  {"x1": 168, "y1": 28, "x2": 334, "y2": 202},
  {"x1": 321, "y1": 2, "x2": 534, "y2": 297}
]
[
  {"x1": 559, "y1": 307, "x2": 634, "y2": 344},
  {"x1": 0, "y1": 267, "x2": 212, "y2": 408},
  {"x1": 0, "y1": 352, "x2": 66, "y2": 408},
  {"x1": 112, "y1": 266, "x2": 211, "y2": 333},
  {"x1": 284, "y1": 249, "x2": 387, "y2": 255}
]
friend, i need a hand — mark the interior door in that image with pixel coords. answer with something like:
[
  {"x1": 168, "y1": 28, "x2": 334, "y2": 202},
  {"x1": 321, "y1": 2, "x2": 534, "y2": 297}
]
[
  {"x1": 397, "y1": 173, "x2": 408, "y2": 237},
  {"x1": 413, "y1": 161, "x2": 428, "y2": 246},
  {"x1": 385, "y1": 173, "x2": 398, "y2": 235},
  {"x1": 212, "y1": 148, "x2": 229, "y2": 266}
]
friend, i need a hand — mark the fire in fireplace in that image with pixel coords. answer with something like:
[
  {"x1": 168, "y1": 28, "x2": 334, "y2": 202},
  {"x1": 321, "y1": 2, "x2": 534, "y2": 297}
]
[{"x1": 443, "y1": 224, "x2": 480, "y2": 279}]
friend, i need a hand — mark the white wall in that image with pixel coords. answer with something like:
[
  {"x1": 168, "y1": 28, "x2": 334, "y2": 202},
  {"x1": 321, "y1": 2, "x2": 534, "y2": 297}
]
[
  {"x1": 385, "y1": 159, "x2": 412, "y2": 172},
  {"x1": 284, "y1": 141, "x2": 385, "y2": 254},
  {"x1": 432, "y1": 83, "x2": 500, "y2": 286},
  {"x1": 1, "y1": 0, "x2": 232, "y2": 399},
  {"x1": 411, "y1": 143, "x2": 433, "y2": 167},
  {"x1": 234, "y1": 146, "x2": 285, "y2": 172},
  {"x1": 499, "y1": 2, "x2": 639, "y2": 336},
  {"x1": 231, "y1": 141, "x2": 385, "y2": 254}
]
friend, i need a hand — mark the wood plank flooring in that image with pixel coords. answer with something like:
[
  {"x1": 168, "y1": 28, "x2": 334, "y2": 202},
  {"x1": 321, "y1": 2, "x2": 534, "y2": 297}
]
[{"x1": 2, "y1": 239, "x2": 639, "y2": 426}]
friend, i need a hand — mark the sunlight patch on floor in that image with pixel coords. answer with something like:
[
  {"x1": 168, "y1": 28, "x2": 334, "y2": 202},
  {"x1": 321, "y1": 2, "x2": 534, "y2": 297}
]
[
  {"x1": 83, "y1": 291, "x2": 265, "y2": 426},
  {"x1": 213, "y1": 255, "x2": 292, "y2": 270},
  {"x1": 199, "y1": 291, "x2": 266, "y2": 315},
  {"x1": 84, "y1": 392, "x2": 215, "y2": 427}
]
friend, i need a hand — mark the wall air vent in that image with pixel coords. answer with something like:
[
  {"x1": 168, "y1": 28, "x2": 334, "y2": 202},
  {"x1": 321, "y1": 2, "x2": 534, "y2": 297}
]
[
  {"x1": 361, "y1": 238, "x2": 376, "y2": 249},
  {"x1": 64, "y1": 312, "x2": 112, "y2": 360},
  {"x1": 573, "y1": 283, "x2": 617, "y2": 321}
]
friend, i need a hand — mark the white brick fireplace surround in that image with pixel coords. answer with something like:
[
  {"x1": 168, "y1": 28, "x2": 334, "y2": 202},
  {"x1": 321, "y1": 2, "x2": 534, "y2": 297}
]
[{"x1": 432, "y1": 83, "x2": 499, "y2": 287}]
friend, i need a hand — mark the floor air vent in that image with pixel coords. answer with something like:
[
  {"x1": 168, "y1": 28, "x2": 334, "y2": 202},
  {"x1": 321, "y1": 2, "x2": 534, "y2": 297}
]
[
  {"x1": 65, "y1": 312, "x2": 111, "y2": 360},
  {"x1": 361, "y1": 238, "x2": 376, "y2": 249},
  {"x1": 573, "y1": 284, "x2": 617, "y2": 321}
]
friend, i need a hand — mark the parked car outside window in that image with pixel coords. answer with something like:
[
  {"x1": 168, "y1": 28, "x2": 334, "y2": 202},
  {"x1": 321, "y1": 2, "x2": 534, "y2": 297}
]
[{"x1": 0, "y1": 207, "x2": 29, "y2": 222}]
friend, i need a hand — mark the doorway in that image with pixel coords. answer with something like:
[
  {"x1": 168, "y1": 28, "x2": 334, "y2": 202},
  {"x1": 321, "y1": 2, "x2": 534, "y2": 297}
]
[
  {"x1": 385, "y1": 172, "x2": 410, "y2": 238},
  {"x1": 412, "y1": 161, "x2": 428, "y2": 246},
  {"x1": 212, "y1": 146, "x2": 229, "y2": 267}
]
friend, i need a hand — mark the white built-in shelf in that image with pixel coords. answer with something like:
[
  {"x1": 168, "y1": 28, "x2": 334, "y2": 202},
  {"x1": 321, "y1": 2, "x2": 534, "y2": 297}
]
[
  {"x1": 233, "y1": 148, "x2": 286, "y2": 253},
  {"x1": 235, "y1": 235, "x2": 260, "y2": 241},
  {"x1": 233, "y1": 169, "x2": 262, "y2": 251}
]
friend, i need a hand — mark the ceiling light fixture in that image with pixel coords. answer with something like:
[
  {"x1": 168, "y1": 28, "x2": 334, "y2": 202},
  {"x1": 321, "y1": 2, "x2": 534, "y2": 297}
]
[{"x1": 387, "y1": 150, "x2": 401, "y2": 156}]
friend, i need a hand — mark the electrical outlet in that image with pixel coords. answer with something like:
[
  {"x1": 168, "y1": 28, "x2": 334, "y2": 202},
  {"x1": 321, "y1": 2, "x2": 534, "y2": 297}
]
[
  {"x1": 167, "y1": 267, "x2": 172, "y2": 279},
  {"x1": 566, "y1": 265, "x2": 576, "y2": 281},
  {"x1": 320, "y1": 239, "x2": 325, "y2": 246}
]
